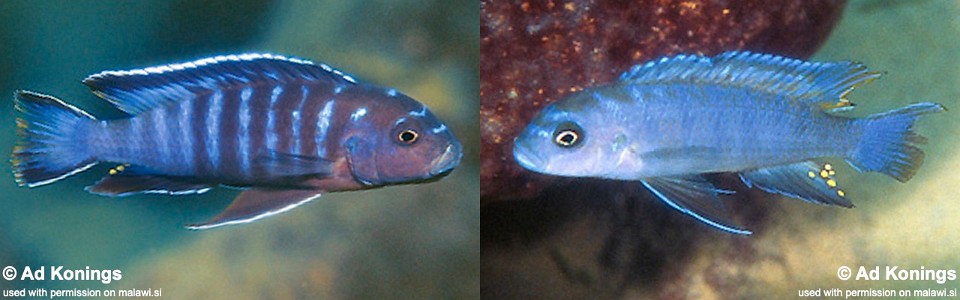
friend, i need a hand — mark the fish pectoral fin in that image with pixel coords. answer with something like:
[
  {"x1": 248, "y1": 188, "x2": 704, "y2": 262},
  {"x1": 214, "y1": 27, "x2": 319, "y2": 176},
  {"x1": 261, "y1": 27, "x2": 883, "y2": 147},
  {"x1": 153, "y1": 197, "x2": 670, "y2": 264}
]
[
  {"x1": 185, "y1": 187, "x2": 322, "y2": 230},
  {"x1": 253, "y1": 150, "x2": 333, "y2": 177},
  {"x1": 739, "y1": 161, "x2": 853, "y2": 207},
  {"x1": 641, "y1": 175, "x2": 751, "y2": 235},
  {"x1": 639, "y1": 146, "x2": 718, "y2": 161},
  {"x1": 86, "y1": 172, "x2": 212, "y2": 197}
]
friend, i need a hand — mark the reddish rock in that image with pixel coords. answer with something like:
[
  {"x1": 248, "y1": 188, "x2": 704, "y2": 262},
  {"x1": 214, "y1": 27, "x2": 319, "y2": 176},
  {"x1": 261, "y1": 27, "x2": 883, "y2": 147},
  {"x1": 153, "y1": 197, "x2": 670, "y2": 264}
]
[{"x1": 481, "y1": 0, "x2": 846, "y2": 202}]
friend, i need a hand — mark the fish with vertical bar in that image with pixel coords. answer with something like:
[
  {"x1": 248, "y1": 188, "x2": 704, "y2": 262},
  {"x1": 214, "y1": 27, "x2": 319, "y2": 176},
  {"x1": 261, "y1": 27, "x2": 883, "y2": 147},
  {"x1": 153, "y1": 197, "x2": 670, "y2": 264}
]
[
  {"x1": 513, "y1": 51, "x2": 944, "y2": 235},
  {"x1": 12, "y1": 53, "x2": 462, "y2": 229}
]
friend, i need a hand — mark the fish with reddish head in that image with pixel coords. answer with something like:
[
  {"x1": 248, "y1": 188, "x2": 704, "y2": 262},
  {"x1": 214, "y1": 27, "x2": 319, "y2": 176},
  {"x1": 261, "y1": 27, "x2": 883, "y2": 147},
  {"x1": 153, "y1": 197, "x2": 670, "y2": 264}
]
[{"x1": 12, "y1": 53, "x2": 461, "y2": 229}]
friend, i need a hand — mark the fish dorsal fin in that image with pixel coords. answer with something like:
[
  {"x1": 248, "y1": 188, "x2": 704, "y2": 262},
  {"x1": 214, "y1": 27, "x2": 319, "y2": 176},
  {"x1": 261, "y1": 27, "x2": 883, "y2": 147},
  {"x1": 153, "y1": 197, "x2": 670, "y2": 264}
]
[
  {"x1": 739, "y1": 161, "x2": 853, "y2": 207},
  {"x1": 619, "y1": 51, "x2": 881, "y2": 106},
  {"x1": 641, "y1": 175, "x2": 751, "y2": 235},
  {"x1": 83, "y1": 53, "x2": 360, "y2": 114}
]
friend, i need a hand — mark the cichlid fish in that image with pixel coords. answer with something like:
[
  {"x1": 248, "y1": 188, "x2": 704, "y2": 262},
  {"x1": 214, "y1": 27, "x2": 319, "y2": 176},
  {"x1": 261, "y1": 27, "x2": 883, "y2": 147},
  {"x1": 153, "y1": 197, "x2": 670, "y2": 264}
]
[
  {"x1": 12, "y1": 53, "x2": 461, "y2": 229},
  {"x1": 513, "y1": 51, "x2": 944, "y2": 235}
]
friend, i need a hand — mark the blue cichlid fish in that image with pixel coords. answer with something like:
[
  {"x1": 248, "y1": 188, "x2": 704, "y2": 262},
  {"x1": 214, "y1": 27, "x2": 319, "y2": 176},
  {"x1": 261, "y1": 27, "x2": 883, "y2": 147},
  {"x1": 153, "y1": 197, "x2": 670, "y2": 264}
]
[
  {"x1": 513, "y1": 51, "x2": 944, "y2": 235},
  {"x1": 12, "y1": 53, "x2": 461, "y2": 229}
]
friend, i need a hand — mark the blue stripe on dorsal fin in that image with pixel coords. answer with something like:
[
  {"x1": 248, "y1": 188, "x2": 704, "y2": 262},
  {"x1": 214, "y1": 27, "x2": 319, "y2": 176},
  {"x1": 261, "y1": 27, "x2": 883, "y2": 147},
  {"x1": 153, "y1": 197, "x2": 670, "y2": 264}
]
[
  {"x1": 619, "y1": 51, "x2": 882, "y2": 107},
  {"x1": 82, "y1": 53, "x2": 360, "y2": 114}
]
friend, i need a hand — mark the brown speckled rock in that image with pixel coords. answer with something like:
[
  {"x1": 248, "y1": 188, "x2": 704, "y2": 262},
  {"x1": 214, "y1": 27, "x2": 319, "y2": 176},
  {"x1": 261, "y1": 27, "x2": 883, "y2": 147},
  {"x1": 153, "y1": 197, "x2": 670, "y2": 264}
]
[{"x1": 481, "y1": 0, "x2": 846, "y2": 202}]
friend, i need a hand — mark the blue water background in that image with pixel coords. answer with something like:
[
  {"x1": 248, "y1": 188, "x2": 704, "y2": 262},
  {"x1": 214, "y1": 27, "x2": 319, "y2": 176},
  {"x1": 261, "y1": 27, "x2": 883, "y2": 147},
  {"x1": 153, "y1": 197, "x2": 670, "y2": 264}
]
[{"x1": 0, "y1": 1, "x2": 478, "y2": 298}]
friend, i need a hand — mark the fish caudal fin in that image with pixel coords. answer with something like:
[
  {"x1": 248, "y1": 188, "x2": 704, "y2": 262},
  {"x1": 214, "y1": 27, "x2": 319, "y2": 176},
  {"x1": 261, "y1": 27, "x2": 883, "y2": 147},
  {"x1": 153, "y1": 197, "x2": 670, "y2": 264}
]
[
  {"x1": 12, "y1": 91, "x2": 98, "y2": 187},
  {"x1": 849, "y1": 102, "x2": 944, "y2": 182}
]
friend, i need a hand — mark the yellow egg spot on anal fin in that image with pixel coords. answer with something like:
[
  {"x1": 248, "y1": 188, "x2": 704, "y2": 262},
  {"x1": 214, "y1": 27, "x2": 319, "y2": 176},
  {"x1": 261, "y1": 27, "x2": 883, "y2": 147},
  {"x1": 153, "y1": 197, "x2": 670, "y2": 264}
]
[
  {"x1": 109, "y1": 169, "x2": 117, "y2": 175},
  {"x1": 826, "y1": 179, "x2": 837, "y2": 188},
  {"x1": 807, "y1": 171, "x2": 816, "y2": 178},
  {"x1": 116, "y1": 165, "x2": 125, "y2": 172},
  {"x1": 824, "y1": 163, "x2": 832, "y2": 171},
  {"x1": 837, "y1": 190, "x2": 845, "y2": 197},
  {"x1": 820, "y1": 170, "x2": 829, "y2": 178}
]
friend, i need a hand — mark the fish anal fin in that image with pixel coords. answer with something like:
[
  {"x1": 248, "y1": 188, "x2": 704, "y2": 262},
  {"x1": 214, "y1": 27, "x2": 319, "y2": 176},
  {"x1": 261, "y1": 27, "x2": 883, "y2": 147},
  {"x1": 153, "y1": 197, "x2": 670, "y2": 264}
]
[
  {"x1": 641, "y1": 175, "x2": 750, "y2": 235},
  {"x1": 739, "y1": 161, "x2": 852, "y2": 207},
  {"x1": 185, "y1": 187, "x2": 322, "y2": 230},
  {"x1": 86, "y1": 173, "x2": 212, "y2": 197}
]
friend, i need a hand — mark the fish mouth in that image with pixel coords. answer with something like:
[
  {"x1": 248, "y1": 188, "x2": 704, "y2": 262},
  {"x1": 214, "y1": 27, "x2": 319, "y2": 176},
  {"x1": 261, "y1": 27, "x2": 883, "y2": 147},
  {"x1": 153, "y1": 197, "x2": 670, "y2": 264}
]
[
  {"x1": 512, "y1": 140, "x2": 544, "y2": 172},
  {"x1": 428, "y1": 143, "x2": 462, "y2": 177}
]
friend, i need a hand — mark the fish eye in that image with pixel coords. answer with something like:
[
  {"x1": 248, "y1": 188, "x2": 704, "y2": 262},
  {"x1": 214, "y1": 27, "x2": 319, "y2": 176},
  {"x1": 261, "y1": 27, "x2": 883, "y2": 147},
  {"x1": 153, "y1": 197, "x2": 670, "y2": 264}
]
[
  {"x1": 398, "y1": 129, "x2": 419, "y2": 144},
  {"x1": 553, "y1": 121, "x2": 583, "y2": 148},
  {"x1": 554, "y1": 130, "x2": 578, "y2": 147}
]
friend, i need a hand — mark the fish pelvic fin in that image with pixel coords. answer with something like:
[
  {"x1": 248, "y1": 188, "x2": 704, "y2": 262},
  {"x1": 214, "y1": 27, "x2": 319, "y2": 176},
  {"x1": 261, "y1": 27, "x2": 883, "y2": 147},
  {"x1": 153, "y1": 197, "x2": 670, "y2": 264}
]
[
  {"x1": 849, "y1": 102, "x2": 945, "y2": 182},
  {"x1": 641, "y1": 176, "x2": 751, "y2": 235},
  {"x1": 11, "y1": 91, "x2": 98, "y2": 187},
  {"x1": 185, "y1": 187, "x2": 322, "y2": 230}
]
